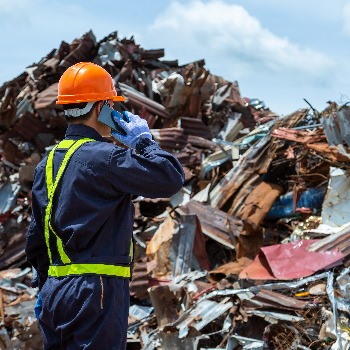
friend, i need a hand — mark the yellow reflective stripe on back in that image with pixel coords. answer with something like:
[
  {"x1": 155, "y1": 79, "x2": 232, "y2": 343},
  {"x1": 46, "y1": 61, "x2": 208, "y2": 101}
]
[
  {"x1": 57, "y1": 140, "x2": 75, "y2": 149},
  {"x1": 48, "y1": 263, "x2": 131, "y2": 278},
  {"x1": 45, "y1": 145, "x2": 59, "y2": 263},
  {"x1": 45, "y1": 145, "x2": 58, "y2": 199},
  {"x1": 47, "y1": 139, "x2": 94, "y2": 263},
  {"x1": 44, "y1": 138, "x2": 94, "y2": 264},
  {"x1": 48, "y1": 139, "x2": 92, "y2": 203},
  {"x1": 49, "y1": 222, "x2": 70, "y2": 263}
]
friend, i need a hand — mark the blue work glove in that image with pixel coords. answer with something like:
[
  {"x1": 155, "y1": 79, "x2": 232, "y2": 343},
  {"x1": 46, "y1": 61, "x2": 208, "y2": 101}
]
[
  {"x1": 111, "y1": 111, "x2": 152, "y2": 149},
  {"x1": 34, "y1": 293, "x2": 42, "y2": 319}
]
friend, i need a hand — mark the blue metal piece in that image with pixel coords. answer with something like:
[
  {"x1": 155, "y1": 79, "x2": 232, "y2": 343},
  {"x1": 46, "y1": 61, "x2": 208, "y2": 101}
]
[{"x1": 266, "y1": 187, "x2": 327, "y2": 220}]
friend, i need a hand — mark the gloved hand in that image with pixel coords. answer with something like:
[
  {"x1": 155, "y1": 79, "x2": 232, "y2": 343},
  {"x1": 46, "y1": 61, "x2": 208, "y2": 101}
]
[
  {"x1": 111, "y1": 111, "x2": 152, "y2": 149},
  {"x1": 34, "y1": 293, "x2": 42, "y2": 319}
]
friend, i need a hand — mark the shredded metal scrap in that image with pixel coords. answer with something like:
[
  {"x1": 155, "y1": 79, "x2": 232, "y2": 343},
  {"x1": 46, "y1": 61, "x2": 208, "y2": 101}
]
[{"x1": 0, "y1": 30, "x2": 350, "y2": 349}]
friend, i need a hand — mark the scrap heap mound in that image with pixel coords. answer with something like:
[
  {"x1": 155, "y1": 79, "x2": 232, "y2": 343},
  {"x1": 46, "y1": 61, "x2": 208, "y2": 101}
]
[{"x1": 0, "y1": 30, "x2": 349, "y2": 350}]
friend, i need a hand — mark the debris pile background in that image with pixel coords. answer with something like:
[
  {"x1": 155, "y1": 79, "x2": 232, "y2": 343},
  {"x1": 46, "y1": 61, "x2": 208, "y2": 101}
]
[{"x1": 0, "y1": 30, "x2": 349, "y2": 350}]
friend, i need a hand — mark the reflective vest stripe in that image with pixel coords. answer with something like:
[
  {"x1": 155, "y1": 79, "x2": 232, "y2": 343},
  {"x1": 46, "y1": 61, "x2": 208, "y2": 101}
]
[
  {"x1": 45, "y1": 139, "x2": 92, "y2": 264},
  {"x1": 44, "y1": 144, "x2": 58, "y2": 263},
  {"x1": 48, "y1": 263, "x2": 131, "y2": 278},
  {"x1": 44, "y1": 138, "x2": 132, "y2": 278},
  {"x1": 56, "y1": 139, "x2": 75, "y2": 149}
]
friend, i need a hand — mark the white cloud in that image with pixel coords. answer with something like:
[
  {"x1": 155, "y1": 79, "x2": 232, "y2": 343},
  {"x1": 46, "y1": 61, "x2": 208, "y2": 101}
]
[
  {"x1": 0, "y1": 0, "x2": 345, "y2": 115},
  {"x1": 146, "y1": 0, "x2": 333, "y2": 82}
]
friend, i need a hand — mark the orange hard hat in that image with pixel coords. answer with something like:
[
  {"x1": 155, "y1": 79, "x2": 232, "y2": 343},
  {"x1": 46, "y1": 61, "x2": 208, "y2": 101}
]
[{"x1": 56, "y1": 62, "x2": 125, "y2": 104}]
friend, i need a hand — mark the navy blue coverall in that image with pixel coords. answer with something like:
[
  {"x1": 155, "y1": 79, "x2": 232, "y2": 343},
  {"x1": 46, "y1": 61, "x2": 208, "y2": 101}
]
[{"x1": 25, "y1": 124, "x2": 184, "y2": 350}]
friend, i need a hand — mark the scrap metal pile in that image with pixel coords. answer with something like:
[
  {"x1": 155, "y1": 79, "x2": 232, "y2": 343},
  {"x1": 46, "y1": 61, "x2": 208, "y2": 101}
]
[{"x1": 0, "y1": 30, "x2": 350, "y2": 349}]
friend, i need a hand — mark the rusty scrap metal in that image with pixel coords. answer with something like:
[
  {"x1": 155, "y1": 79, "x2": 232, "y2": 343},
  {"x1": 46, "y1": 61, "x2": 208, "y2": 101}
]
[{"x1": 1, "y1": 28, "x2": 350, "y2": 350}]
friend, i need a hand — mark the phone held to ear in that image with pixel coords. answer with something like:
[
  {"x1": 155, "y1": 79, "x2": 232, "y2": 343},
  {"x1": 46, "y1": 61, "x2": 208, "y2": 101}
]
[{"x1": 98, "y1": 105, "x2": 129, "y2": 136}]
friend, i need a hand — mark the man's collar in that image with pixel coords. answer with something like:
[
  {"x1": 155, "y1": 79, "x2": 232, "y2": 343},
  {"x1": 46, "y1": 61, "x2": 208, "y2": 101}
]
[{"x1": 65, "y1": 124, "x2": 106, "y2": 142}]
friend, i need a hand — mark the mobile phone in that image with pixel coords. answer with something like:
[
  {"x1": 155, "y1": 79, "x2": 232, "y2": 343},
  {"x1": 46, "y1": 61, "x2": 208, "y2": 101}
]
[{"x1": 98, "y1": 105, "x2": 128, "y2": 135}]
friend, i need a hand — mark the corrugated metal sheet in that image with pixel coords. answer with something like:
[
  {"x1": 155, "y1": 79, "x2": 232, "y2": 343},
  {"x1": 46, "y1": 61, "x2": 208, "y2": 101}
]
[
  {"x1": 249, "y1": 289, "x2": 308, "y2": 310},
  {"x1": 2, "y1": 27, "x2": 350, "y2": 350},
  {"x1": 187, "y1": 135, "x2": 217, "y2": 150},
  {"x1": 178, "y1": 200, "x2": 242, "y2": 249},
  {"x1": 13, "y1": 112, "x2": 48, "y2": 141},
  {"x1": 119, "y1": 83, "x2": 170, "y2": 119},
  {"x1": 322, "y1": 112, "x2": 342, "y2": 146},
  {"x1": 34, "y1": 83, "x2": 60, "y2": 110},
  {"x1": 309, "y1": 225, "x2": 350, "y2": 256},
  {"x1": 0, "y1": 182, "x2": 20, "y2": 215},
  {"x1": 209, "y1": 109, "x2": 308, "y2": 209},
  {"x1": 179, "y1": 117, "x2": 212, "y2": 139},
  {"x1": 246, "y1": 310, "x2": 304, "y2": 322},
  {"x1": 335, "y1": 107, "x2": 350, "y2": 147},
  {"x1": 151, "y1": 128, "x2": 187, "y2": 151},
  {"x1": 15, "y1": 96, "x2": 34, "y2": 121},
  {"x1": 271, "y1": 127, "x2": 325, "y2": 144},
  {"x1": 141, "y1": 49, "x2": 165, "y2": 60},
  {"x1": 177, "y1": 299, "x2": 233, "y2": 338}
]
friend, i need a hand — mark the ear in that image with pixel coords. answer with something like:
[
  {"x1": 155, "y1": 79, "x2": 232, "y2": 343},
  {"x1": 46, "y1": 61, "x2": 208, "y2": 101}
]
[{"x1": 96, "y1": 101, "x2": 104, "y2": 114}]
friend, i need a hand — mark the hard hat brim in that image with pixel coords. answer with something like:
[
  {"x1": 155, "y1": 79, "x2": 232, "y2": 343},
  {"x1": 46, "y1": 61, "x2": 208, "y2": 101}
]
[{"x1": 56, "y1": 93, "x2": 126, "y2": 105}]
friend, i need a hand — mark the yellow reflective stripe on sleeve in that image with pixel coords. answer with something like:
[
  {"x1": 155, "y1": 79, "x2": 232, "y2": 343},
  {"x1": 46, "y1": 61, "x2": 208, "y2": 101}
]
[
  {"x1": 44, "y1": 138, "x2": 94, "y2": 264},
  {"x1": 48, "y1": 264, "x2": 131, "y2": 278}
]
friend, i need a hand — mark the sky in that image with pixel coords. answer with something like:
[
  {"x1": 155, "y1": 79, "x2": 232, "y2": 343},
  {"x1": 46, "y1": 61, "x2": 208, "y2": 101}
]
[{"x1": 0, "y1": 0, "x2": 349, "y2": 115}]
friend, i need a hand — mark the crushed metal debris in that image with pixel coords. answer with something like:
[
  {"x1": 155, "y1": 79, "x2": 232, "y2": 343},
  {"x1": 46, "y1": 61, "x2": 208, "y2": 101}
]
[{"x1": 0, "y1": 30, "x2": 350, "y2": 349}]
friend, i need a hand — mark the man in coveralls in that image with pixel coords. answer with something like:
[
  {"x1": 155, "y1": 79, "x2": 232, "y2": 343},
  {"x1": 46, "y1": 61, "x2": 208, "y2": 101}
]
[{"x1": 25, "y1": 62, "x2": 184, "y2": 349}]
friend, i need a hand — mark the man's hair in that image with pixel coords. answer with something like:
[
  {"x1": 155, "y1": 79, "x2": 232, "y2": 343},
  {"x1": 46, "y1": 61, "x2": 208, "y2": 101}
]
[{"x1": 63, "y1": 102, "x2": 98, "y2": 123}]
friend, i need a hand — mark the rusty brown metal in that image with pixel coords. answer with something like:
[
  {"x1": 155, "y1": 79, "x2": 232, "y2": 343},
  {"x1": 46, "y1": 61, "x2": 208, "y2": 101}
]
[
  {"x1": 249, "y1": 289, "x2": 308, "y2": 310},
  {"x1": 151, "y1": 128, "x2": 187, "y2": 151},
  {"x1": 178, "y1": 200, "x2": 243, "y2": 250},
  {"x1": 307, "y1": 143, "x2": 350, "y2": 164},
  {"x1": 149, "y1": 285, "x2": 179, "y2": 328},
  {"x1": 0, "y1": 28, "x2": 349, "y2": 350},
  {"x1": 271, "y1": 127, "x2": 326, "y2": 144},
  {"x1": 179, "y1": 117, "x2": 212, "y2": 139},
  {"x1": 235, "y1": 181, "x2": 283, "y2": 227},
  {"x1": 34, "y1": 83, "x2": 60, "y2": 110},
  {"x1": 13, "y1": 112, "x2": 48, "y2": 142},
  {"x1": 309, "y1": 227, "x2": 350, "y2": 256},
  {"x1": 119, "y1": 83, "x2": 171, "y2": 119},
  {"x1": 209, "y1": 109, "x2": 308, "y2": 210}
]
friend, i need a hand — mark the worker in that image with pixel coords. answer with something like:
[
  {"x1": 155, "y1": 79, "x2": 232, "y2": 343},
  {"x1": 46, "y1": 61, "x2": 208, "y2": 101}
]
[{"x1": 25, "y1": 62, "x2": 184, "y2": 349}]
